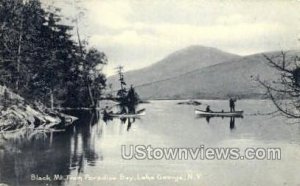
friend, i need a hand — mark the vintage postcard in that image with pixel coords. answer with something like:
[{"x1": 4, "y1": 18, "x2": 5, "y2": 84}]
[{"x1": 0, "y1": 0, "x2": 300, "y2": 185}]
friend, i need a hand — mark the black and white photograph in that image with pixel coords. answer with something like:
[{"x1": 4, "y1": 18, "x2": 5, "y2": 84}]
[{"x1": 0, "y1": 0, "x2": 300, "y2": 185}]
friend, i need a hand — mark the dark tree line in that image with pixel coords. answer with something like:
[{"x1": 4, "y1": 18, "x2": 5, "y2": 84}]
[{"x1": 0, "y1": 0, "x2": 107, "y2": 108}]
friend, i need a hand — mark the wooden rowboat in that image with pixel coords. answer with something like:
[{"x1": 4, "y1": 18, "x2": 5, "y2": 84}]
[
  {"x1": 108, "y1": 109, "x2": 146, "y2": 118},
  {"x1": 195, "y1": 109, "x2": 243, "y2": 117}
]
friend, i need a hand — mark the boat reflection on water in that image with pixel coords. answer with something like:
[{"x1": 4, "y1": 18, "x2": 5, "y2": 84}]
[
  {"x1": 102, "y1": 112, "x2": 137, "y2": 132},
  {"x1": 1, "y1": 100, "x2": 300, "y2": 186},
  {"x1": 230, "y1": 117, "x2": 235, "y2": 130},
  {"x1": 198, "y1": 115, "x2": 241, "y2": 130},
  {"x1": 121, "y1": 118, "x2": 136, "y2": 131}
]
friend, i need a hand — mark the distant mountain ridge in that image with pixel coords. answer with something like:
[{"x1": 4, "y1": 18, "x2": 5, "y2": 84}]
[
  {"x1": 131, "y1": 54, "x2": 276, "y2": 99},
  {"x1": 107, "y1": 46, "x2": 298, "y2": 99},
  {"x1": 108, "y1": 45, "x2": 240, "y2": 88}
]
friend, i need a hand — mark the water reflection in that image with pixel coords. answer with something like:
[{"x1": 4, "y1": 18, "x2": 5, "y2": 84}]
[
  {"x1": 0, "y1": 109, "x2": 143, "y2": 185},
  {"x1": 0, "y1": 110, "x2": 101, "y2": 186},
  {"x1": 1, "y1": 100, "x2": 300, "y2": 186},
  {"x1": 103, "y1": 114, "x2": 137, "y2": 132},
  {"x1": 230, "y1": 117, "x2": 235, "y2": 130},
  {"x1": 199, "y1": 116, "x2": 239, "y2": 130},
  {"x1": 0, "y1": 128, "x2": 73, "y2": 185}
]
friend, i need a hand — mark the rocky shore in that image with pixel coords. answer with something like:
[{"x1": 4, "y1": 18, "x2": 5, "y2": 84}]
[{"x1": 0, "y1": 86, "x2": 77, "y2": 134}]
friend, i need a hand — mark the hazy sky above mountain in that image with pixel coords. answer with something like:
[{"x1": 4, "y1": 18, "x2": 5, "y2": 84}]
[{"x1": 50, "y1": 0, "x2": 300, "y2": 75}]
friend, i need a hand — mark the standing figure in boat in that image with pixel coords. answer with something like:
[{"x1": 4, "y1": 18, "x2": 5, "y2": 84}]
[{"x1": 229, "y1": 98, "x2": 236, "y2": 112}]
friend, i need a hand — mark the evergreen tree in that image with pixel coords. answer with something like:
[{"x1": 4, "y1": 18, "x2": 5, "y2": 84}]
[{"x1": 0, "y1": 0, "x2": 108, "y2": 108}]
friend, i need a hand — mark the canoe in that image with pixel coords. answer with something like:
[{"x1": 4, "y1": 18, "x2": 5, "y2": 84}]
[
  {"x1": 195, "y1": 109, "x2": 243, "y2": 117},
  {"x1": 108, "y1": 109, "x2": 146, "y2": 118}
]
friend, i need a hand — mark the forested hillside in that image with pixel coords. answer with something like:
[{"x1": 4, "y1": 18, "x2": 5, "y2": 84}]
[{"x1": 0, "y1": 0, "x2": 107, "y2": 108}]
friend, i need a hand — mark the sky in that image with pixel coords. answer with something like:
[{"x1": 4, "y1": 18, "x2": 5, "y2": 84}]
[{"x1": 49, "y1": 0, "x2": 300, "y2": 75}]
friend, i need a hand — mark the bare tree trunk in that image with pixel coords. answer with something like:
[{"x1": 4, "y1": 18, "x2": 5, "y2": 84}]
[
  {"x1": 50, "y1": 89, "x2": 54, "y2": 110},
  {"x1": 73, "y1": 0, "x2": 95, "y2": 107},
  {"x1": 87, "y1": 83, "x2": 95, "y2": 107},
  {"x1": 76, "y1": 19, "x2": 95, "y2": 107},
  {"x1": 76, "y1": 26, "x2": 83, "y2": 56},
  {"x1": 16, "y1": 19, "x2": 23, "y2": 91}
]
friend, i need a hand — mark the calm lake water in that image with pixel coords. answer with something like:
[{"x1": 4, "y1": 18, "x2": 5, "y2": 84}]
[{"x1": 1, "y1": 100, "x2": 300, "y2": 186}]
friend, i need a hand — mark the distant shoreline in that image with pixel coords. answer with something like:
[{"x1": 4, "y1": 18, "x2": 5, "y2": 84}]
[{"x1": 142, "y1": 98, "x2": 270, "y2": 101}]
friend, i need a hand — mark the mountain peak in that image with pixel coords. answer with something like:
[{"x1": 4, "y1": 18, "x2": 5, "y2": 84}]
[
  {"x1": 165, "y1": 45, "x2": 239, "y2": 61},
  {"x1": 108, "y1": 45, "x2": 241, "y2": 90},
  {"x1": 182, "y1": 45, "x2": 219, "y2": 51}
]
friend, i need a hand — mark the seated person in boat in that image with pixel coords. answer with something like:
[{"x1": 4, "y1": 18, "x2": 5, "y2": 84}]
[
  {"x1": 206, "y1": 105, "x2": 212, "y2": 112},
  {"x1": 103, "y1": 107, "x2": 109, "y2": 119}
]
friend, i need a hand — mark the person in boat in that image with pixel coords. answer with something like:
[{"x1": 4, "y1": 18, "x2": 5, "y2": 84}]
[
  {"x1": 229, "y1": 98, "x2": 236, "y2": 112},
  {"x1": 103, "y1": 107, "x2": 108, "y2": 115},
  {"x1": 120, "y1": 105, "x2": 127, "y2": 114},
  {"x1": 103, "y1": 106, "x2": 110, "y2": 121},
  {"x1": 103, "y1": 106, "x2": 114, "y2": 122},
  {"x1": 206, "y1": 105, "x2": 212, "y2": 112}
]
